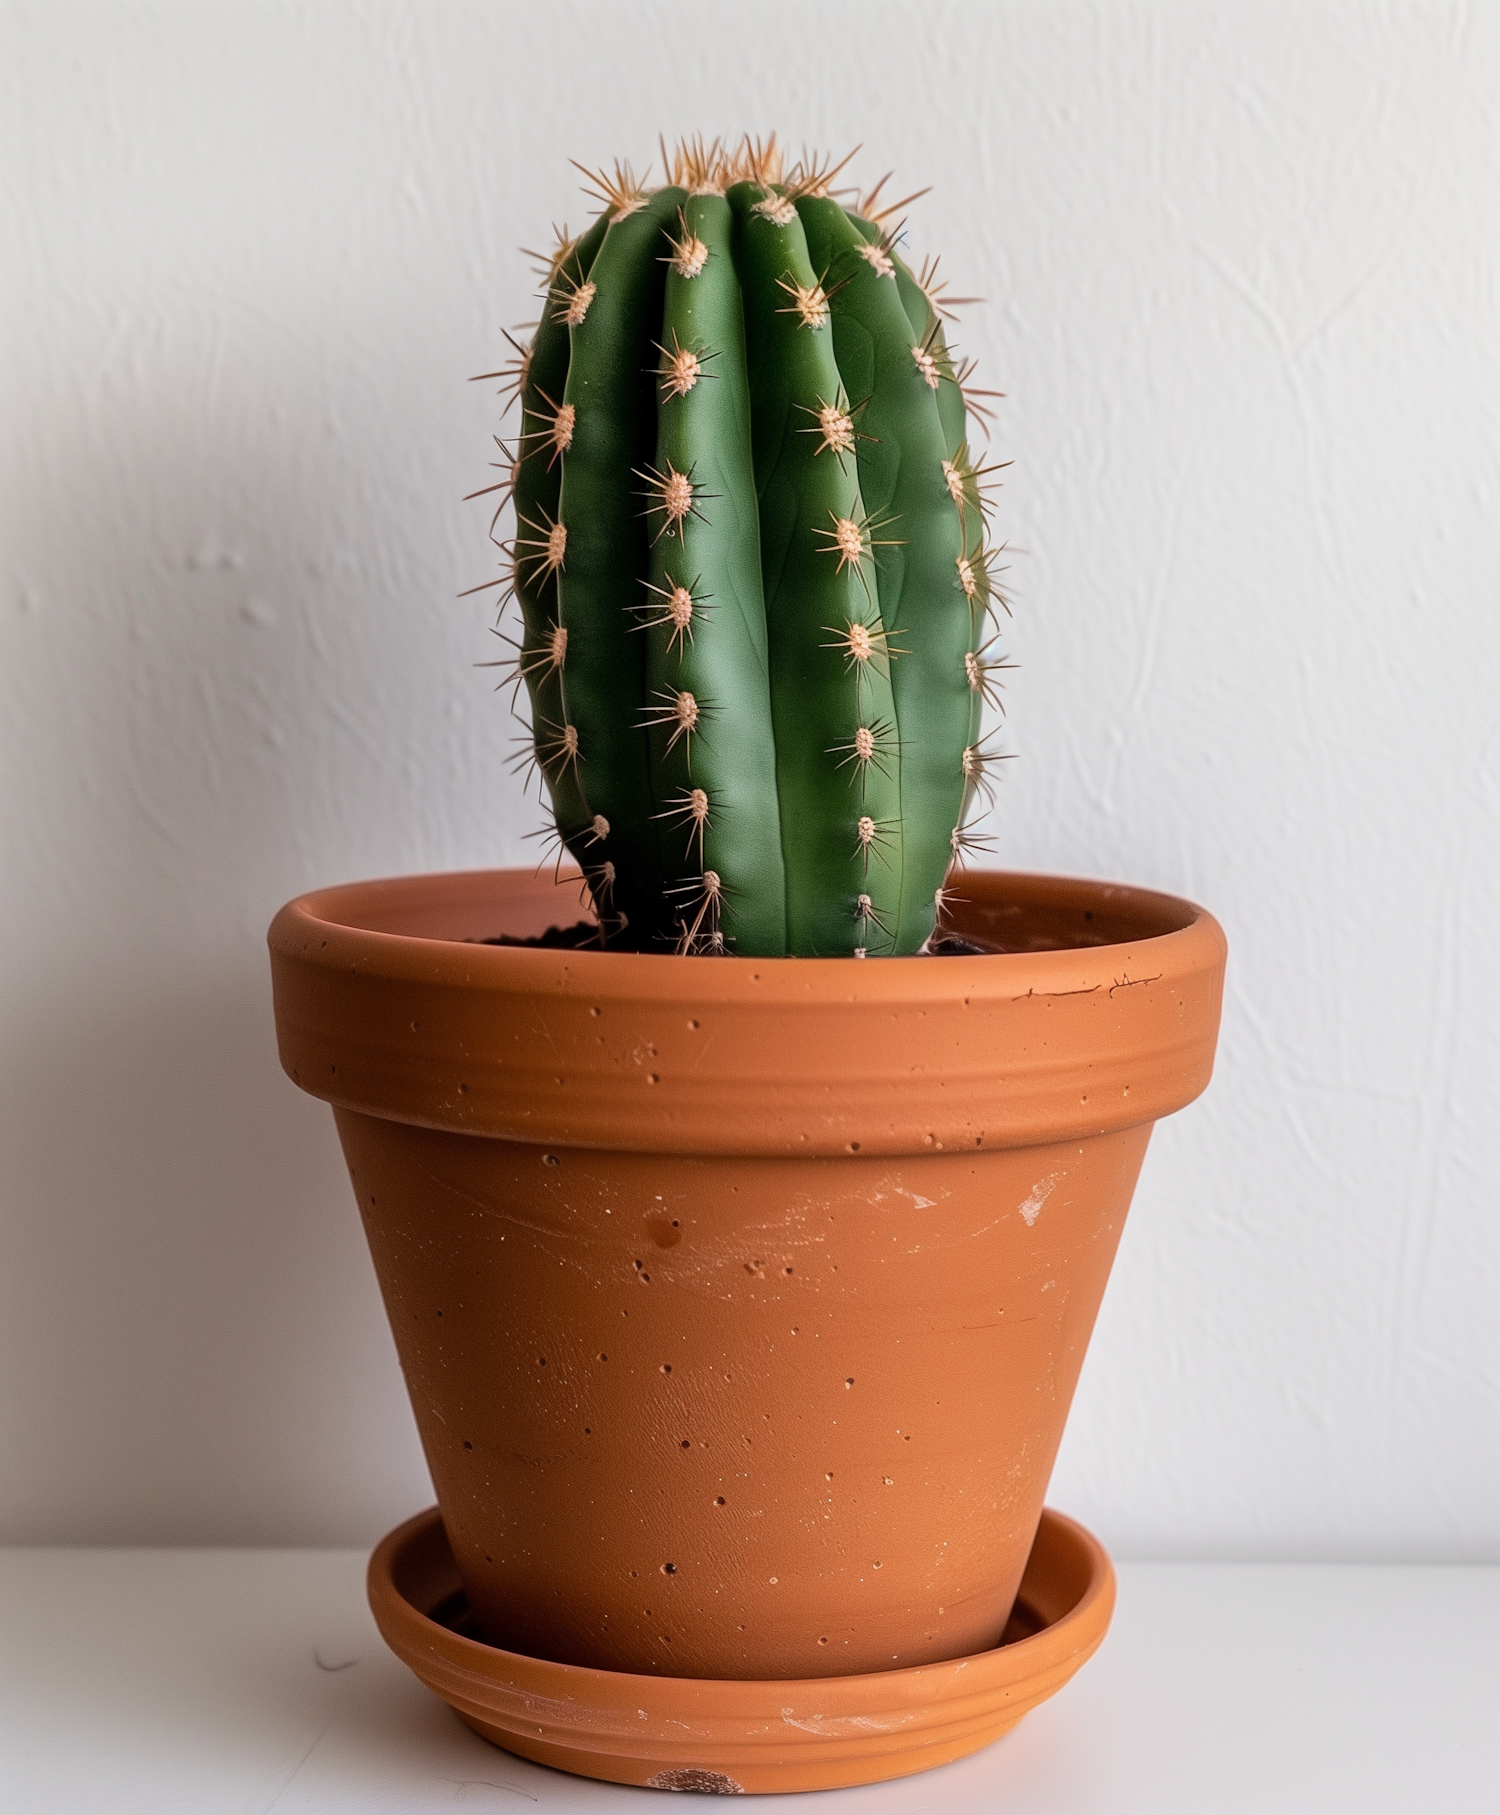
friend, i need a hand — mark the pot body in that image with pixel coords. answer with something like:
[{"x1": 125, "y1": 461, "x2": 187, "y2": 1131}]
[
  {"x1": 338, "y1": 1109, "x2": 1145, "y2": 1678},
  {"x1": 270, "y1": 868, "x2": 1225, "y2": 1681}
]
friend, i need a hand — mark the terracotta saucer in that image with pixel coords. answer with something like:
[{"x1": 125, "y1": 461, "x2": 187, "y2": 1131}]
[{"x1": 368, "y1": 1505, "x2": 1114, "y2": 1795}]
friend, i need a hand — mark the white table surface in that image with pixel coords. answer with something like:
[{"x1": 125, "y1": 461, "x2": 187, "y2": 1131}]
[{"x1": 1, "y1": 1543, "x2": 1495, "y2": 1813}]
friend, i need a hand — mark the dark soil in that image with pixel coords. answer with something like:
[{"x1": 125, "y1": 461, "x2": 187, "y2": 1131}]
[
  {"x1": 476, "y1": 923, "x2": 1002, "y2": 956},
  {"x1": 922, "y1": 933, "x2": 995, "y2": 956},
  {"x1": 479, "y1": 922, "x2": 603, "y2": 950}
]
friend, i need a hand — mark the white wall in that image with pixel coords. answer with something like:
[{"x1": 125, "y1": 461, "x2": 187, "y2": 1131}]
[{"x1": 3, "y1": 0, "x2": 1496, "y2": 1556}]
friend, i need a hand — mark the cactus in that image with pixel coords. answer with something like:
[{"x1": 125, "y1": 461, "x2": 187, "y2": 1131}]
[{"x1": 475, "y1": 139, "x2": 1008, "y2": 956}]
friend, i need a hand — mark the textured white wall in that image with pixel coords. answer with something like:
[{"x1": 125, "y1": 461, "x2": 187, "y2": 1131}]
[{"x1": 3, "y1": 0, "x2": 1496, "y2": 1555}]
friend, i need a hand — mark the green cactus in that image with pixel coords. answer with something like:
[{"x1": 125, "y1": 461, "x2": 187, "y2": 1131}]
[{"x1": 477, "y1": 139, "x2": 1008, "y2": 956}]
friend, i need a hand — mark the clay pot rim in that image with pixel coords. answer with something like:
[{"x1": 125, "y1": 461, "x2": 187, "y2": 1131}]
[
  {"x1": 369, "y1": 1501, "x2": 1114, "y2": 1701},
  {"x1": 270, "y1": 867, "x2": 1227, "y2": 1154},
  {"x1": 274, "y1": 864, "x2": 1220, "y2": 997}
]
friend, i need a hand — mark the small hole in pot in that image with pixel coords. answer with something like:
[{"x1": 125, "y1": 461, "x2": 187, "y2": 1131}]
[
  {"x1": 598, "y1": 1353, "x2": 608, "y2": 1362},
  {"x1": 543, "y1": 1154, "x2": 560, "y2": 1166},
  {"x1": 847, "y1": 1141, "x2": 860, "y2": 1152},
  {"x1": 845, "y1": 1378, "x2": 854, "y2": 1388},
  {"x1": 715, "y1": 1496, "x2": 725, "y2": 1506},
  {"x1": 680, "y1": 1439, "x2": 691, "y2": 1449},
  {"x1": 590, "y1": 1006, "x2": 602, "y2": 1017},
  {"x1": 661, "y1": 1363, "x2": 672, "y2": 1374},
  {"x1": 687, "y1": 1018, "x2": 699, "y2": 1030},
  {"x1": 463, "y1": 1440, "x2": 472, "y2": 1451},
  {"x1": 818, "y1": 1636, "x2": 829, "y2": 1645},
  {"x1": 538, "y1": 1357, "x2": 546, "y2": 1366},
  {"x1": 662, "y1": 1562, "x2": 677, "y2": 1575}
]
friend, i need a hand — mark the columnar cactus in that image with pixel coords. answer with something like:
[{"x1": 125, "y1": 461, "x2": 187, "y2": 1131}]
[{"x1": 477, "y1": 139, "x2": 1008, "y2": 956}]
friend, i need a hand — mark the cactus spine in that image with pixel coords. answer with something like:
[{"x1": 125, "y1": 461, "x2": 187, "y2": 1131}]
[{"x1": 481, "y1": 141, "x2": 1007, "y2": 956}]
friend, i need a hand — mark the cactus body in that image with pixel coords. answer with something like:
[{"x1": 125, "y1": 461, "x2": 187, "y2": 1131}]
[{"x1": 496, "y1": 146, "x2": 1004, "y2": 956}]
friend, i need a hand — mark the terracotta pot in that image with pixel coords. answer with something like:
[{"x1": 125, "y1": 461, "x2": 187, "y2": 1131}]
[{"x1": 269, "y1": 867, "x2": 1223, "y2": 1686}]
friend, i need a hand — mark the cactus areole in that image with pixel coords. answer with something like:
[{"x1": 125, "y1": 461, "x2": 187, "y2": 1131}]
[{"x1": 479, "y1": 140, "x2": 1008, "y2": 956}]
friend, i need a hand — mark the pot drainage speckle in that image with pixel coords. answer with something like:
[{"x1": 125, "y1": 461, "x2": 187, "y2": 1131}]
[{"x1": 646, "y1": 1767, "x2": 744, "y2": 1793}]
